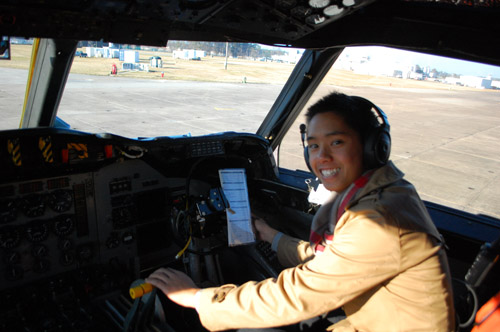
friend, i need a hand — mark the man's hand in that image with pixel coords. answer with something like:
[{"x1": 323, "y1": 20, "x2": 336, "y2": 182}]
[
  {"x1": 252, "y1": 216, "x2": 278, "y2": 244},
  {"x1": 146, "y1": 267, "x2": 200, "y2": 309}
]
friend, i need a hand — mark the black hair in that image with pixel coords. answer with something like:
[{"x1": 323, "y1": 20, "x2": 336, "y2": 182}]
[{"x1": 305, "y1": 92, "x2": 379, "y2": 144}]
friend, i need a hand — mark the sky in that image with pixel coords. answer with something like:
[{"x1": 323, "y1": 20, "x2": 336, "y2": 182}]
[
  {"x1": 262, "y1": 44, "x2": 500, "y2": 78},
  {"x1": 339, "y1": 46, "x2": 500, "y2": 78}
]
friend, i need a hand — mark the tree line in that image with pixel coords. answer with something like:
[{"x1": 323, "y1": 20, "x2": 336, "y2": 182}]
[{"x1": 166, "y1": 41, "x2": 286, "y2": 59}]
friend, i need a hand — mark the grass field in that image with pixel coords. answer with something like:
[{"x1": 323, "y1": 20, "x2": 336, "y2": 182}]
[{"x1": 0, "y1": 44, "x2": 489, "y2": 91}]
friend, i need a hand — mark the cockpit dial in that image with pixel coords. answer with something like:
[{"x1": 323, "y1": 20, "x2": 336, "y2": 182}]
[
  {"x1": 0, "y1": 199, "x2": 18, "y2": 224},
  {"x1": 0, "y1": 226, "x2": 21, "y2": 249},
  {"x1": 32, "y1": 244, "x2": 49, "y2": 258},
  {"x1": 53, "y1": 215, "x2": 75, "y2": 237},
  {"x1": 20, "y1": 194, "x2": 45, "y2": 218},
  {"x1": 4, "y1": 251, "x2": 21, "y2": 265},
  {"x1": 25, "y1": 221, "x2": 50, "y2": 243},
  {"x1": 46, "y1": 190, "x2": 73, "y2": 213}
]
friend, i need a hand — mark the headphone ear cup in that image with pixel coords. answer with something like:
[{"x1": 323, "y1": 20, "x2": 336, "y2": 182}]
[
  {"x1": 363, "y1": 131, "x2": 376, "y2": 170},
  {"x1": 375, "y1": 129, "x2": 391, "y2": 166},
  {"x1": 303, "y1": 146, "x2": 314, "y2": 174},
  {"x1": 364, "y1": 127, "x2": 391, "y2": 169}
]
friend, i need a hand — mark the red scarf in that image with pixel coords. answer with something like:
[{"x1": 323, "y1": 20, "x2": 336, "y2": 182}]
[{"x1": 309, "y1": 171, "x2": 373, "y2": 255}]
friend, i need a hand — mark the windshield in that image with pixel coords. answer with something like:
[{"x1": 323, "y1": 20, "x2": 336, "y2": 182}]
[
  {"x1": 0, "y1": 40, "x2": 298, "y2": 137},
  {"x1": 1, "y1": 41, "x2": 499, "y2": 221},
  {"x1": 279, "y1": 46, "x2": 500, "y2": 220}
]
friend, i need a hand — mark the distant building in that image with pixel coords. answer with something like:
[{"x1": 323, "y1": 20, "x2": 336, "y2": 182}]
[
  {"x1": 408, "y1": 71, "x2": 423, "y2": 80},
  {"x1": 271, "y1": 49, "x2": 303, "y2": 64},
  {"x1": 121, "y1": 63, "x2": 149, "y2": 71},
  {"x1": 120, "y1": 50, "x2": 140, "y2": 63},
  {"x1": 83, "y1": 47, "x2": 120, "y2": 58},
  {"x1": 461, "y1": 75, "x2": 492, "y2": 89},
  {"x1": 150, "y1": 56, "x2": 162, "y2": 68},
  {"x1": 102, "y1": 47, "x2": 119, "y2": 58},
  {"x1": 406, "y1": 64, "x2": 424, "y2": 80},
  {"x1": 392, "y1": 70, "x2": 403, "y2": 78},
  {"x1": 173, "y1": 49, "x2": 206, "y2": 60},
  {"x1": 444, "y1": 77, "x2": 462, "y2": 85}
]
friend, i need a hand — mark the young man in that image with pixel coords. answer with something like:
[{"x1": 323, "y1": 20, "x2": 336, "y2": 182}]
[{"x1": 147, "y1": 92, "x2": 456, "y2": 331}]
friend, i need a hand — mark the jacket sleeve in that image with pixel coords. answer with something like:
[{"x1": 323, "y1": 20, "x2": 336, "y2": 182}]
[
  {"x1": 196, "y1": 209, "x2": 401, "y2": 331},
  {"x1": 275, "y1": 234, "x2": 315, "y2": 267}
]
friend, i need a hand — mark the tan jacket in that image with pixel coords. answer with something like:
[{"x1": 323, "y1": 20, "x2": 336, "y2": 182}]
[{"x1": 198, "y1": 162, "x2": 455, "y2": 331}]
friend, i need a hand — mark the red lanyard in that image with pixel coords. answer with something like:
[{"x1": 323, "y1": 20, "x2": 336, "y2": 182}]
[
  {"x1": 309, "y1": 170, "x2": 374, "y2": 254},
  {"x1": 336, "y1": 171, "x2": 373, "y2": 221}
]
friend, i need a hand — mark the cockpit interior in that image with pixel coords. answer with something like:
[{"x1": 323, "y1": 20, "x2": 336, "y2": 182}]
[{"x1": 1, "y1": 1, "x2": 499, "y2": 331}]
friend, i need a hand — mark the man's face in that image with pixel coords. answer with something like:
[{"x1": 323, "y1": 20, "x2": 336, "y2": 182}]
[{"x1": 307, "y1": 112, "x2": 364, "y2": 192}]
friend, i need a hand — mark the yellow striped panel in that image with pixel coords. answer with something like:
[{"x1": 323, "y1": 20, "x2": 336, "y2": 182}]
[
  {"x1": 7, "y1": 138, "x2": 22, "y2": 166},
  {"x1": 38, "y1": 136, "x2": 54, "y2": 163},
  {"x1": 67, "y1": 143, "x2": 88, "y2": 159}
]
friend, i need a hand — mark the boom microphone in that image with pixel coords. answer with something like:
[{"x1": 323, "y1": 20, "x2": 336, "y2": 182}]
[{"x1": 300, "y1": 124, "x2": 306, "y2": 148}]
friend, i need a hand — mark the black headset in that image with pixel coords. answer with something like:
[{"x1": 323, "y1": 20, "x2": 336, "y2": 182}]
[{"x1": 301, "y1": 96, "x2": 391, "y2": 174}]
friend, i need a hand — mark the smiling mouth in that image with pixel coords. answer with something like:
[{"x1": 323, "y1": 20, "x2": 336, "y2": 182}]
[{"x1": 320, "y1": 168, "x2": 340, "y2": 177}]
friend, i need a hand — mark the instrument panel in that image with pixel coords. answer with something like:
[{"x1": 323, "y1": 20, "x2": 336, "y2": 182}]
[
  {"x1": 0, "y1": 128, "x2": 286, "y2": 331},
  {"x1": 0, "y1": 159, "x2": 179, "y2": 292},
  {"x1": 0, "y1": 172, "x2": 98, "y2": 289}
]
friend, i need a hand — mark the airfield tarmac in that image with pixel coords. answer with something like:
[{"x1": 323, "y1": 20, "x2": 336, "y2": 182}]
[{"x1": 1, "y1": 67, "x2": 500, "y2": 220}]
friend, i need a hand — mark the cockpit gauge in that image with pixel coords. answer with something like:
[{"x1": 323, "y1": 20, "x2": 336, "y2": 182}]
[
  {"x1": 4, "y1": 251, "x2": 20, "y2": 264},
  {"x1": 53, "y1": 215, "x2": 74, "y2": 237},
  {"x1": 46, "y1": 189, "x2": 73, "y2": 213},
  {"x1": 20, "y1": 194, "x2": 45, "y2": 218},
  {"x1": 5, "y1": 265, "x2": 23, "y2": 281},
  {"x1": 0, "y1": 226, "x2": 20, "y2": 249},
  {"x1": 25, "y1": 221, "x2": 49, "y2": 242},
  {"x1": 77, "y1": 245, "x2": 93, "y2": 261},
  {"x1": 0, "y1": 199, "x2": 17, "y2": 224},
  {"x1": 112, "y1": 207, "x2": 134, "y2": 228},
  {"x1": 33, "y1": 259, "x2": 50, "y2": 273},
  {"x1": 60, "y1": 251, "x2": 75, "y2": 266},
  {"x1": 32, "y1": 244, "x2": 48, "y2": 258},
  {"x1": 58, "y1": 238, "x2": 73, "y2": 251},
  {"x1": 308, "y1": 0, "x2": 330, "y2": 9}
]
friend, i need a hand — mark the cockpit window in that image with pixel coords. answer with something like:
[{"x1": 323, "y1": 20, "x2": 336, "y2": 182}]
[
  {"x1": 0, "y1": 39, "x2": 32, "y2": 130},
  {"x1": 62, "y1": 41, "x2": 298, "y2": 137},
  {"x1": 0, "y1": 40, "x2": 299, "y2": 136},
  {"x1": 278, "y1": 46, "x2": 500, "y2": 220}
]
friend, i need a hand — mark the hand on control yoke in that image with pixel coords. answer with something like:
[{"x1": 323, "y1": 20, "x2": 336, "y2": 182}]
[{"x1": 146, "y1": 267, "x2": 200, "y2": 309}]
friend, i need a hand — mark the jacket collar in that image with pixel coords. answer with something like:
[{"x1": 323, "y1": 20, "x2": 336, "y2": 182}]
[
  {"x1": 314, "y1": 161, "x2": 404, "y2": 209},
  {"x1": 354, "y1": 161, "x2": 404, "y2": 201}
]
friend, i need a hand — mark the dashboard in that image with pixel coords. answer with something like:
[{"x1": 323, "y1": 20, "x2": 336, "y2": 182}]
[{"x1": 0, "y1": 128, "x2": 305, "y2": 331}]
